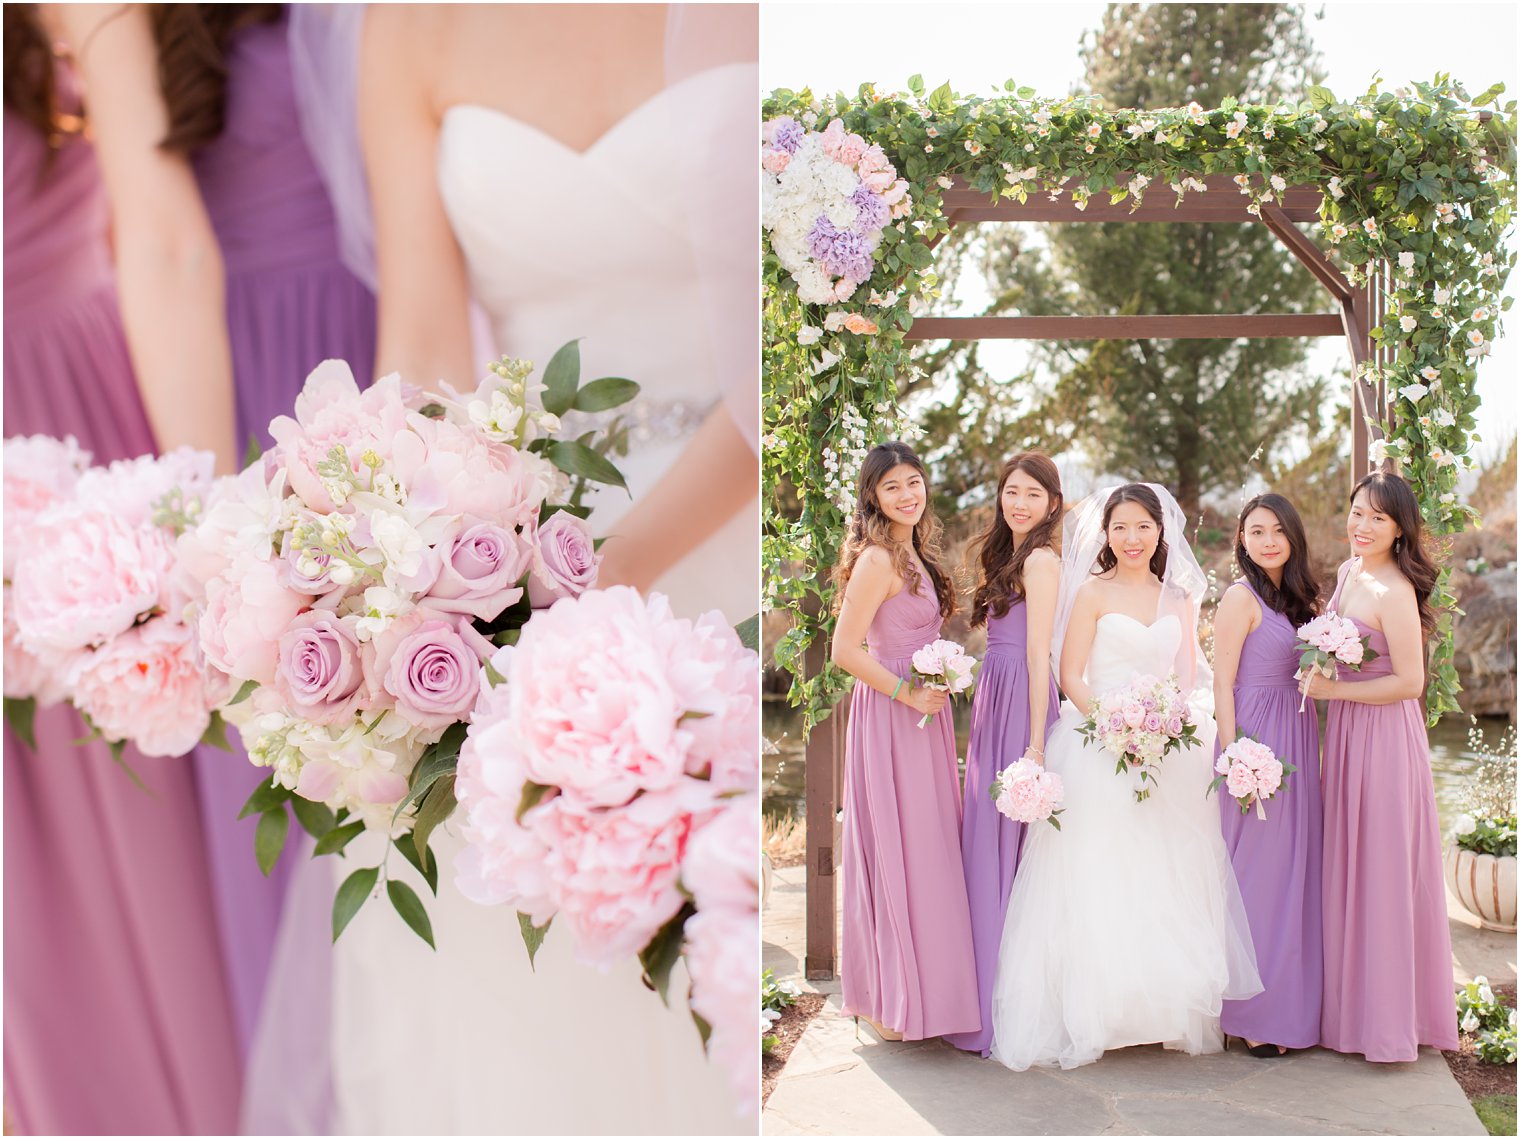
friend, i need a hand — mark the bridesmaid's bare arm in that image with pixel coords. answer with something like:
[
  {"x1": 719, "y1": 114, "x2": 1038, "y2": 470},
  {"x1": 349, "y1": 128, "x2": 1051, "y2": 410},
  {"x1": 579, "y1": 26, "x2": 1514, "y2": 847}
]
[
  {"x1": 51, "y1": 3, "x2": 238, "y2": 473},
  {"x1": 831, "y1": 546, "x2": 946, "y2": 719},
  {"x1": 1021, "y1": 547, "x2": 1060, "y2": 762},
  {"x1": 1210, "y1": 583, "x2": 1260, "y2": 745}
]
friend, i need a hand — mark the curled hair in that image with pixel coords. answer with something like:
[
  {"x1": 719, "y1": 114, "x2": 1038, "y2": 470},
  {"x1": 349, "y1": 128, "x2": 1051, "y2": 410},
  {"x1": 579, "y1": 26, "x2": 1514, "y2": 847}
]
[
  {"x1": 3, "y1": 6, "x2": 77, "y2": 156},
  {"x1": 832, "y1": 441, "x2": 956, "y2": 619},
  {"x1": 1234, "y1": 493, "x2": 1321, "y2": 627},
  {"x1": 1351, "y1": 471, "x2": 1439, "y2": 638},
  {"x1": 969, "y1": 452, "x2": 1063, "y2": 626},
  {"x1": 149, "y1": 4, "x2": 281, "y2": 153},
  {"x1": 1094, "y1": 483, "x2": 1168, "y2": 582}
]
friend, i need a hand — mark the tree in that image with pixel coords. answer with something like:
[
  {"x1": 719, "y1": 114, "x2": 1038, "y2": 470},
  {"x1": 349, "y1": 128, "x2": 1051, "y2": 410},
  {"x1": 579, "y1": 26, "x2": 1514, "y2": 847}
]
[{"x1": 927, "y1": 3, "x2": 1335, "y2": 519}]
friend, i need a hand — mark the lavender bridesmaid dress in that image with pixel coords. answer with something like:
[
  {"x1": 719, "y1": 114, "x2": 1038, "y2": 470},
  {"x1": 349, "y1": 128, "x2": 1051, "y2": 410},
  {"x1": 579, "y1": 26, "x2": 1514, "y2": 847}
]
[
  {"x1": 184, "y1": 12, "x2": 378, "y2": 1056},
  {"x1": 947, "y1": 600, "x2": 1059, "y2": 1055},
  {"x1": 840, "y1": 566, "x2": 980, "y2": 1040},
  {"x1": 3, "y1": 101, "x2": 241, "y2": 1135},
  {"x1": 1217, "y1": 580, "x2": 1323, "y2": 1048},
  {"x1": 1320, "y1": 563, "x2": 1458, "y2": 1061}
]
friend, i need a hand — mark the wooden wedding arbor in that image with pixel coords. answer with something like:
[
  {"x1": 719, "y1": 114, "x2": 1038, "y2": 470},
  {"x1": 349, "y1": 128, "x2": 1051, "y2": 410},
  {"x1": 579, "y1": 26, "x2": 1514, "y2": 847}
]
[{"x1": 801, "y1": 173, "x2": 1400, "y2": 978}]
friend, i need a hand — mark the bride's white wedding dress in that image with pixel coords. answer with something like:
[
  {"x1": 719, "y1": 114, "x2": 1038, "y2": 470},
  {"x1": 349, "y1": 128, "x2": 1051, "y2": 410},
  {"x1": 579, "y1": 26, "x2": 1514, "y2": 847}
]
[{"x1": 989, "y1": 612, "x2": 1261, "y2": 1072}]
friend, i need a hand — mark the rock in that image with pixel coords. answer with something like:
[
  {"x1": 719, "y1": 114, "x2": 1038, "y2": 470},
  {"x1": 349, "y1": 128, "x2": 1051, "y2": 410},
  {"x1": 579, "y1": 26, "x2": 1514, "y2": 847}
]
[{"x1": 1452, "y1": 567, "x2": 1517, "y2": 718}]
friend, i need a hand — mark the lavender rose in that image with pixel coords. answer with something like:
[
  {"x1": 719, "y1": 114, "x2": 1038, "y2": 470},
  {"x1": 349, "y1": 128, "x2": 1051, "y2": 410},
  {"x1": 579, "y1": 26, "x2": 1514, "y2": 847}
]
[
  {"x1": 274, "y1": 610, "x2": 366, "y2": 724},
  {"x1": 423, "y1": 519, "x2": 530, "y2": 621},
  {"x1": 527, "y1": 513, "x2": 599, "y2": 607},
  {"x1": 381, "y1": 618, "x2": 480, "y2": 731}
]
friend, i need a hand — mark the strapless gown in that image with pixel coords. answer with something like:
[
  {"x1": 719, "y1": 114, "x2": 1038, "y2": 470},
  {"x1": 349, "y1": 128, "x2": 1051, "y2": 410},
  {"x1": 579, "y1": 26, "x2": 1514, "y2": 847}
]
[
  {"x1": 989, "y1": 613, "x2": 1261, "y2": 1071},
  {"x1": 322, "y1": 64, "x2": 758, "y2": 1134}
]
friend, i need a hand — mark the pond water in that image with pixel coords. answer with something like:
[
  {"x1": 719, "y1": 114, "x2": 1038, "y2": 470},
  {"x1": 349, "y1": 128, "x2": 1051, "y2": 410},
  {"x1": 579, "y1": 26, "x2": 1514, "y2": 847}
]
[{"x1": 762, "y1": 698, "x2": 1513, "y2": 840}]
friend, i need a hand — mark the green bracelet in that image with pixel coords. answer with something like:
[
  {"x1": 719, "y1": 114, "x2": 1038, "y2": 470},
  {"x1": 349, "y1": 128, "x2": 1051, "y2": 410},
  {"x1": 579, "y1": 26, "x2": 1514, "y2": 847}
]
[{"x1": 889, "y1": 678, "x2": 905, "y2": 702}]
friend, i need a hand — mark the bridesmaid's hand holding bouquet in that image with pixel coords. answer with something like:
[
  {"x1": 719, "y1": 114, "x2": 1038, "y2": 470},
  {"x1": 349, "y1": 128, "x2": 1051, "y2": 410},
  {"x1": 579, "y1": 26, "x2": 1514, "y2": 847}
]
[
  {"x1": 909, "y1": 638, "x2": 975, "y2": 728},
  {"x1": 1209, "y1": 735, "x2": 1295, "y2": 820},
  {"x1": 1293, "y1": 613, "x2": 1377, "y2": 711},
  {"x1": 990, "y1": 756, "x2": 1065, "y2": 830}
]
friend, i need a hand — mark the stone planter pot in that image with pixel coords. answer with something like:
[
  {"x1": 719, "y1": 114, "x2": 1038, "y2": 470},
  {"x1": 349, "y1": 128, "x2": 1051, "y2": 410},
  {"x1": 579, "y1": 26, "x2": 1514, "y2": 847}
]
[{"x1": 1444, "y1": 842, "x2": 1518, "y2": 933}]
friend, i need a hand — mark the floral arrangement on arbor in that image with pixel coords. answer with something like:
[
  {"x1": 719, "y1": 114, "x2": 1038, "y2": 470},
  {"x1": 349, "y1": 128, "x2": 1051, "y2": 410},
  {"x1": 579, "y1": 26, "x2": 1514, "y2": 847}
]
[{"x1": 762, "y1": 76, "x2": 1516, "y2": 729}]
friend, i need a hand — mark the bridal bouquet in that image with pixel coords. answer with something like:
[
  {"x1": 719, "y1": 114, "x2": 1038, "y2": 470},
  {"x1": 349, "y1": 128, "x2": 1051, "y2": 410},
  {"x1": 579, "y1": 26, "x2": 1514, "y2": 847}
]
[
  {"x1": 453, "y1": 586, "x2": 761, "y2": 1112},
  {"x1": 990, "y1": 756, "x2": 1065, "y2": 830},
  {"x1": 178, "y1": 343, "x2": 634, "y2": 939},
  {"x1": 761, "y1": 115, "x2": 911, "y2": 304},
  {"x1": 1080, "y1": 674, "x2": 1199, "y2": 803},
  {"x1": 1293, "y1": 612, "x2": 1377, "y2": 711},
  {"x1": 1209, "y1": 736, "x2": 1295, "y2": 820},
  {"x1": 910, "y1": 638, "x2": 976, "y2": 727},
  {"x1": 5, "y1": 438, "x2": 224, "y2": 763}
]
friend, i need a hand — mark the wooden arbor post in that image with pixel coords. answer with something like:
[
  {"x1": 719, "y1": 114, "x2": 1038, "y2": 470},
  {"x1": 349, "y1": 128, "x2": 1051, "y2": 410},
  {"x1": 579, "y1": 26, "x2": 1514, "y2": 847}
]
[{"x1": 801, "y1": 172, "x2": 1387, "y2": 979}]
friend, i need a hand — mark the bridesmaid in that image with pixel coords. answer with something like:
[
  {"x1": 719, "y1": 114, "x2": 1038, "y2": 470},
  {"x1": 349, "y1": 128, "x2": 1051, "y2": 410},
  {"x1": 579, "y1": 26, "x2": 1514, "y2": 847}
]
[
  {"x1": 831, "y1": 441, "x2": 980, "y2": 1042},
  {"x1": 1300, "y1": 471, "x2": 1458, "y2": 1062},
  {"x1": 1213, "y1": 493, "x2": 1323, "y2": 1057},
  {"x1": 3, "y1": 7, "x2": 240, "y2": 1132},
  {"x1": 946, "y1": 453, "x2": 1062, "y2": 1056}
]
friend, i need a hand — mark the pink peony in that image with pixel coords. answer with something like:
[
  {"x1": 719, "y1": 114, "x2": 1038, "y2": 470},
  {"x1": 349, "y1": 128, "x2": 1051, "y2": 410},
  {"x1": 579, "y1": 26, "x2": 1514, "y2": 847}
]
[
  {"x1": 994, "y1": 757, "x2": 1065, "y2": 824},
  {"x1": 275, "y1": 610, "x2": 368, "y2": 724},
  {"x1": 818, "y1": 118, "x2": 847, "y2": 156},
  {"x1": 2, "y1": 434, "x2": 90, "y2": 577},
  {"x1": 73, "y1": 447, "x2": 214, "y2": 529},
  {"x1": 70, "y1": 619, "x2": 211, "y2": 756},
  {"x1": 681, "y1": 796, "x2": 759, "y2": 914},
  {"x1": 2, "y1": 587, "x2": 81, "y2": 705},
  {"x1": 836, "y1": 132, "x2": 868, "y2": 167},
  {"x1": 1336, "y1": 637, "x2": 1365, "y2": 665},
  {"x1": 197, "y1": 556, "x2": 310, "y2": 686},
  {"x1": 761, "y1": 148, "x2": 790, "y2": 174},
  {"x1": 856, "y1": 144, "x2": 890, "y2": 177},
  {"x1": 673, "y1": 612, "x2": 762, "y2": 793},
  {"x1": 685, "y1": 905, "x2": 760, "y2": 1119},
  {"x1": 389, "y1": 412, "x2": 547, "y2": 531},
  {"x1": 526, "y1": 512, "x2": 600, "y2": 607},
  {"x1": 1225, "y1": 761, "x2": 1256, "y2": 800},
  {"x1": 1121, "y1": 700, "x2": 1146, "y2": 729},
  {"x1": 377, "y1": 615, "x2": 480, "y2": 732},
  {"x1": 423, "y1": 517, "x2": 531, "y2": 621}
]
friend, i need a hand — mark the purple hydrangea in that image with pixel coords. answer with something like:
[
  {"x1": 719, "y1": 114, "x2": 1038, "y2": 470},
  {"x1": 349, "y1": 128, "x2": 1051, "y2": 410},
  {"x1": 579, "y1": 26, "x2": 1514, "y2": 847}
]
[
  {"x1": 850, "y1": 183, "x2": 889, "y2": 233},
  {"x1": 807, "y1": 215, "x2": 874, "y2": 283},
  {"x1": 772, "y1": 118, "x2": 804, "y2": 154}
]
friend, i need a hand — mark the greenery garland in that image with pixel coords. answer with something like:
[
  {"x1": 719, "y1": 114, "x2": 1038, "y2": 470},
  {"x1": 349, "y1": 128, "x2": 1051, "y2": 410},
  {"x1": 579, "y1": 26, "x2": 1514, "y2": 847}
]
[{"x1": 763, "y1": 76, "x2": 1516, "y2": 729}]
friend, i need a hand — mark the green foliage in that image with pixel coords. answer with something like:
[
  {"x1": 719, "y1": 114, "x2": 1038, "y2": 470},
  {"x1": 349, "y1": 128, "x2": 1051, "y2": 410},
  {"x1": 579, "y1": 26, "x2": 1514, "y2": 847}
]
[
  {"x1": 4, "y1": 696, "x2": 37, "y2": 750},
  {"x1": 518, "y1": 912, "x2": 552, "y2": 970},
  {"x1": 762, "y1": 967, "x2": 802, "y2": 1053},
  {"x1": 1457, "y1": 977, "x2": 1517, "y2": 1065}
]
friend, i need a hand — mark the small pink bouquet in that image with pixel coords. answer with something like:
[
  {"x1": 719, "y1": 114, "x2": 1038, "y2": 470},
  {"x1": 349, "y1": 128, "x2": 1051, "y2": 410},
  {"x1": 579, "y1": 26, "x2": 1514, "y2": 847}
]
[
  {"x1": 989, "y1": 756, "x2": 1065, "y2": 830},
  {"x1": 1209, "y1": 735, "x2": 1296, "y2": 820},
  {"x1": 453, "y1": 586, "x2": 760, "y2": 1111},
  {"x1": 909, "y1": 638, "x2": 976, "y2": 727},
  {"x1": 1293, "y1": 612, "x2": 1378, "y2": 711},
  {"x1": 1080, "y1": 673, "x2": 1200, "y2": 803},
  {"x1": 5, "y1": 439, "x2": 223, "y2": 766}
]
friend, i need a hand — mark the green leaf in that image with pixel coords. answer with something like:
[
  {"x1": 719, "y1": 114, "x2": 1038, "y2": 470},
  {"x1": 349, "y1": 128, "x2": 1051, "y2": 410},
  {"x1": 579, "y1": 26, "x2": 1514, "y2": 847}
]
[
  {"x1": 107, "y1": 739, "x2": 151, "y2": 795},
  {"x1": 289, "y1": 795, "x2": 337, "y2": 840},
  {"x1": 1307, "y1": 85, "x2": 1336, "y2": 111},
  {"x1": 410, "y1": 775, "x2": 457, "y2": 869},
  {"x1": 200, "y1": 710, "x2": 232, "y2": 752},
  {"x1": 313, "y1": 819, "x2": 365, "y2": 856},
  {"x1": 1016, "y1": 86, "x2": 1035, "y2": 99},
  {"x1": 516, "y1": 780, "x2": 554, "y2": 822},
  {"x1": 541, "y1": 340, "x2": 582, "y2": 417},
  {"x1": 545, "y1": 441, "x2": 628, "y2": 492},
  {"x1": 638, "y1": 904, "x2": 694, "y2": 1006},
  {"x1": 255, "y1": 808, "x2": 290, "y2": 876},
  {"x1": 391, "y1": 725, "x2": 466, "y2": 822},
  {"x1": 332, "y1": 866, "x2": 379, "y2": 941},
  {"x1": 238, "y1": 777, "x2": 291, "y2": 820},
  {"x1": 572, "y1": 377, "x2": 640, "y2": 413},
  {"x1": 907, "y1": 74, "x2": 924, "y2": 96},
  {"x1": 386, "y1": 879, "x2": 435, "y2": 949},
  {"x1": 734, "y1": 614, "x2": 761, "y2": 653},
  {"x1": 227, "y1": 679, "x2": 258, "y2": 706},
  {"x1": 4, "y1": 696, "x2": 37, "y2": 750},
  {"x1": 692, "y1": 1010, "x2": 713, "y2": 1049},
  {"x1": 483, "y1": 659, "x2": 508, "y2": 687},
  {"x1": 241, "y1": 433, "x2": 263, "y2": 471},
  {"x1": 396, "y1": 832, "x2": 439, "y2": 895},
  {"x1": 519, "y1": 912, "x2": 552, "y2": 970}
]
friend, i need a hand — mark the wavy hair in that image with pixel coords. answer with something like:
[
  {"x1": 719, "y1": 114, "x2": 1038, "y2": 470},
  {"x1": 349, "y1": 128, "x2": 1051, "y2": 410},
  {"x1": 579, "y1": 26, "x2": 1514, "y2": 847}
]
[
  {"x1": 968, "y1": 452, "x2": 1063, "y2": 626},
  {"x1": 1094, "y1": 483, "x2": 1168, "y2": 582},
  {"x1": 3, "y1": 6, "x2": 77, "y2": 157},
  {"x1": 832, "y1": 441, "x2": 956, "y2": 619},
  {"x1": 1351, "y1": 471, "x2": 1439, "y2": 637},
  {"x1": 1234, "y1": 493, "x2": 1321, "y2": 627},
  {"x1": 149, "y1": 4, "x2": 281, "y2": 153}
]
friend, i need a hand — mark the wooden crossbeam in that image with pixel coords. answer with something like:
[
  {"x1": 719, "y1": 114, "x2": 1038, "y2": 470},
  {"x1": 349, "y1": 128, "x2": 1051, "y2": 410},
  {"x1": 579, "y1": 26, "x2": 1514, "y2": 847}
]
[
  {"x1": 904, "y1": 313, "x2": 1345, "y2": 340},
  {"x1": 1261, "y1": 204, "x2": 1353, "y2": 301},
  {"x1": 940, "y1": 173, "x2": 1322, "y2": 224}
]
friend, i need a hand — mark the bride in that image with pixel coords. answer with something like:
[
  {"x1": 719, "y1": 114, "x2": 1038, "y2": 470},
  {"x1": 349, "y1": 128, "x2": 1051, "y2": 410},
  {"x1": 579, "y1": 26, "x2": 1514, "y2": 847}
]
[
  {"x1": 245, "y1": 6, "x2": 758, "y2": 1134},
  {"x1": 989, "y1": 483, "x2": 1261, "y2": 1071}
]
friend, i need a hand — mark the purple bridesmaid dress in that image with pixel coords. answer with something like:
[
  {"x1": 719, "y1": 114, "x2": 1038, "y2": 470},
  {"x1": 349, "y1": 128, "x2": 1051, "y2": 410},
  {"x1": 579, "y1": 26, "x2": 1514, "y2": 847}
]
[
  {"x1": 1320, "y1": 563, "x2": 1458, "y2": 1061},
  {"x1": 947, "y1": 600, "x2": 1059, "y2": 1055},
  {"x1": 3, "y1": 101, "x2": 242, "y2": 1134},
  {"x1": 185, "y1": 12, "x2": 377, "y2": 1056},
  {"x1": 840, "y1": 567, "x2": 980, "y2": 1040},
  {"x1": 1217, "y1": 580, "x2": 1323, "y2": 1048}
]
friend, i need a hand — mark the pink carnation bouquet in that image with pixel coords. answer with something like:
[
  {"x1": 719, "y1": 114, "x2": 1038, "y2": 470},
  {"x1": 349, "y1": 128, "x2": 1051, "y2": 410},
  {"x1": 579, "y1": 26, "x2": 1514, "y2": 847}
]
[
  {"x1": 1079, "y1": 673, "x2": 1199, "y2": 803},
  {"x1": 909, "y1": 638, "x2": 976, "y2": 727},
  {"x1": 1209, "y1": 735, "x2": 1296, "y2": 820},
  {"x1": 989, "y1": 756, "x2": 1065, "y2": 830},
  {"x1": 178, "y1": 343, "x2": 635, "y2": 944},
  {"x1": 5, "y1": 439, "x2": 223, "y2": 766},
  {"x1": 1293, "y1": 612, "x2": 1377, "y2": 712},
  {"x1": 453, "y1": 586, "x2": 760, "y2": 1113}
]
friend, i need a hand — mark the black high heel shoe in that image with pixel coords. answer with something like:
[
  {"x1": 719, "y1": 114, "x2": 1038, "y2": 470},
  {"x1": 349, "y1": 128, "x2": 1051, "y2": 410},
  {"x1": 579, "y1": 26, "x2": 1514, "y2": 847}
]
[{"x1": 1226, "y1": 1033, "x2": 1288, "y2": 1058}]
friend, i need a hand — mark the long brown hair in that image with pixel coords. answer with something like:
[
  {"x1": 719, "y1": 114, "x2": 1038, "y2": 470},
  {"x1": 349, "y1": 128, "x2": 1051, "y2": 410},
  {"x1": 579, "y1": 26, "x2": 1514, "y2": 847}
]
[
  {"x1": 1094, "y1": 483, "x2": 1169, "y2": 581},
  {"x1": 3, "y1": 6, "x2": 78, "y2": 152},
  {"x1": 969, "y1": 452, "x2": 1063, "y2": 626},
  {"x1": 1351, "y1": 471, "x2": 1439, "y2": 638},
  {"x1": 832, "y1": 441, "x2": 956, "y2": 619},
  {"x1": 1234, "y1": 492, "x2": 1321, "y2": 627},
  {"x1": 149, "y1": 4, "x2": 281, "y2": 153}
]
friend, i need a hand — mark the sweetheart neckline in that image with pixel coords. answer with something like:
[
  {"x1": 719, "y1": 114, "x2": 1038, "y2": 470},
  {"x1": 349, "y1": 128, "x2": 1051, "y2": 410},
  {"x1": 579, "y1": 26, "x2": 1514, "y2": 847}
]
[{"x1": 1096, "y1": 611, "x2": 1180, "y2": 633}]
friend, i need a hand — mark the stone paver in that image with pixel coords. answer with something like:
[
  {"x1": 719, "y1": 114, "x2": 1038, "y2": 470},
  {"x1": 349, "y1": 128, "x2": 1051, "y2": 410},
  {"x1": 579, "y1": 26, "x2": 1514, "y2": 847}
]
[{"x1": 762, "y1": 866, "x2": 1501, "y2": 1137}]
